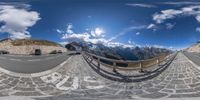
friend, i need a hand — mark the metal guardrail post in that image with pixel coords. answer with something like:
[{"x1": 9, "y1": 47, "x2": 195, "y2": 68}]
[
  {"x1": 97, "y1": 58, "x2": 100, "y2": 71},
  {"x1": 90, "y1": 55, "x2": 93, "y2": 63},
  {"x1": 140, "y1": 61, "x2": 144, "y2": 72},
  {"x1": 113, "y1": 62, "x2": 117, "y2": 72},
  {"x1": 157, "y1": 58, "x2": 159, "y2": 65},
  {"x1": 97, "y1": 58, "x2": 100, "y2": 66},
  {"x1": 86, "y1": 54, "x2": 89, "y2": 58}
]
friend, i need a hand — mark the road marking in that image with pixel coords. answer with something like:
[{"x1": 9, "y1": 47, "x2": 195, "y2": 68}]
[
  {"x1": 44, "y1": 57, "x2": 55, "y2": 60},
  {"x1": 41, "y1": 72, "x2": 79, "y2": 91},
  {"x1": 41, "y1": 72, "x2": 62, "y2": 83},
  {"x1": 55, "y1": 76, "x2": 79, "y2": 91},
  {"x1": 27, "y1": 59, "x2": 41, "y2": 61},
  {"x1": 56, "y1": 76, "x2": 71, "y2": 90},
  {"x1": 9, "y1": 58, "x2": 21, "y2": 61},
  {"x1": 72, "y1": 77, "x2": 79, "y2": 90},
  {"x1": 84, "y1": 76, "x2": 104, "y2": 89}
]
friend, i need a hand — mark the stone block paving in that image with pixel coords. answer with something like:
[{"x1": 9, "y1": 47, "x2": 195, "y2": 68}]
[{"x1": 1, "y1": 52, "x2": 200, "y2": 99}]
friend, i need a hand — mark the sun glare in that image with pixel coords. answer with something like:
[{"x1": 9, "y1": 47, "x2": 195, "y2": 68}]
[{"x1": 95, "y1": 27, "x2": 104, "y2": 36}]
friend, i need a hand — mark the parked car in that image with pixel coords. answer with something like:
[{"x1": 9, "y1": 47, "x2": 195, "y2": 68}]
[
  {"x1": 0, "y1": 50, "x2": 9, "y2": 54},
  {"x1": 57, "y1": 50, "x2": 62, "y2": 54},
  {"x1": 35, "y1": 49, "x2": 41, "y2": 55},
  {"x1": 49, "y1": 50, "x2": 57, "y2": 54}
]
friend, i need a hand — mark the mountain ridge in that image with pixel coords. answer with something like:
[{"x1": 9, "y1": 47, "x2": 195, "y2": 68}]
[{"x1": 66, "y1": 41, "x2": 173, "y2": 60}]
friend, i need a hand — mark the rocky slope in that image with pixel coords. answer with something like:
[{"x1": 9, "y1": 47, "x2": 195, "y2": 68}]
[
  {"x1": 0, "y1": 38, "x2": 66, "y2": 54},
  {"x1": 186, "y1": 42, "x2": 200, "y2": 53}
]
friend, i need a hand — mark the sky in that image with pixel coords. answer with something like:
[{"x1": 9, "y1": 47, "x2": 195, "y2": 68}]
[{"x1": 0, "y1": 0, "x2": 200, "y2": 50}]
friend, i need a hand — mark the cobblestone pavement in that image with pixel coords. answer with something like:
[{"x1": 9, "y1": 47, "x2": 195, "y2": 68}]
[{"x1": 1, "y1": 52, "x2": 200, "y2": 100}]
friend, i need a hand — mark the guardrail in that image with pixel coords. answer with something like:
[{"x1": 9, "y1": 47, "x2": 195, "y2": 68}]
[{"x1": 83, "y1": 52, "x2": 170, "y2": 72}]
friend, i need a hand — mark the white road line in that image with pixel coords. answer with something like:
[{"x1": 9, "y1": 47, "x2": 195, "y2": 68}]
[
  {"x1": 27, "y1": 59, "x2": 41, "y2": 61},
  {"x1": 44, "y1": 57, "x2": 54, "y2": 60},
  {"x1": 9, "y1": 58, "x2": 21, "y2": 61}
]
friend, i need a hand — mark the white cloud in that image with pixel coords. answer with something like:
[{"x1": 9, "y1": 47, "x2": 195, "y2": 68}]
[
  {"x1": 0, "y1": 2, "x2": 31, "y2": 9},
  {"x1": 153, "y1": 9, "x2": 182, "y2": 23},
  {"x1": 145, "y1": 44, "x2": 164, "y2": 48},
  {"x1": 108, "y1": 25, "x2": 146, "y2": 42},
  {"x1": 91, "y1": 27, "x2": 105, "y2": 37},
  {"x1": 126, "y1": 3, "x2": 156, "y2": 8},
  {"x1": 196, "y1": 27, "x2": 200, "y2": 32},
  {"x1": 85, "y1": 28, "x2": 89, "y2": 31},
  {"x1": 62, "y1": 26, "x2": 106, "y2": 44},
  {"x1": 57, "y1": 24, "x2": 73, "y2": 34},
  {"x1": 60, "y1": 24, "x2": 140, "y2": 48},
  {"x1": 56, "y1": 29, "x2": 64, "y2": 34},
  {"x1": 136, "y1": 32, "x2": 140, "y2": 35},
  {"x1": 128, "y1": 40, "x2": 132, "y2": 44},
  {"x1": 196, "y1": 15, "x2": 200, "y2": 22},
  {"x1": 106, "y1": 42, "x2": 136, "y2": 48},
  {"x1": 166, "y1": 23, "x2": 175, "y2": 30},
  {"x1": 147, "y1": 24, "x2": 155, "y2": 29},
  {"x1": 66, "y1": 23, "x2": 73, "y2": 34},
  {"x1": 153, "y1": 5, "x2": 200, "y2": 24},
  {"x1": 62, "y1": 32, "x2": 90, "y2": 40},
  {"x1": 144, "y1": 44, "x2": 174, "y2": 50},
  {"x1": 62, "y1": 32, "x2": 108, "y2": 44},
  {"x1": 59, "y1": 24, "x2": 173, "y2": 49},
  {"x1": 0, "y1": 5, "x2": 40, "y2": 39},
  {"x1": 127, "y1": 40, "x2": 138, "y2": 47},
  {"x1": 61, "y1": 25, "x2": 107, "y2": 44},
  {"x1": 147, "y1": 24, "x2": 157, "y2": 31},
  {"x1": 59, "y1": 41, "x2": 69, "y2": 46},
  {"x1": 161, "y1": 1, "x2": 200, "y2": 5}
]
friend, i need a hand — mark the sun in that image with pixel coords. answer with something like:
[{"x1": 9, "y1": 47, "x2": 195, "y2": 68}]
[{"x1": 95, "y1": 27, "x2": 104, "y2": 36}]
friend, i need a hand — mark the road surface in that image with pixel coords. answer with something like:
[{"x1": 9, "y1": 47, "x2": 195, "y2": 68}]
[
  {"x1": 0, "y1": 53, "x2": 71, "y2": 73},
  {"x1": 1, "y1": 52, "x2": 200, "y2": 100},
  {"x1": 182, "y1": 51, "x2": 200, "y2": 66}
]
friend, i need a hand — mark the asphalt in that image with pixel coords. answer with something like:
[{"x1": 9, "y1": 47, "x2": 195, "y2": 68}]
[
  {"x1": 182, "y1": 51, "x2": 200, "y2": 66},
  {"x1": 2, "y1": 52, "x2": 200, "y2": 99},
  {"x1": 0, "y1": 53, "x2": 71, "y2": 73}
]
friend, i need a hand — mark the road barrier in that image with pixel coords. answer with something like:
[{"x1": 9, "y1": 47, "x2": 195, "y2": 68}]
[{"x1": 83, "y1": 52, "x2": 170, "y2": 72}]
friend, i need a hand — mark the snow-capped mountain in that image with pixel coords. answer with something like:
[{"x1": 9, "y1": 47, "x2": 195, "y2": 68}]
[{"x1": 66, "y1": 41, "x2": 173, "y2": 60}]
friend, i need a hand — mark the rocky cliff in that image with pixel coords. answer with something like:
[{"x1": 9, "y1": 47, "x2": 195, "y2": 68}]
[{"x1": 186, "y1": 43, "x2": 200, "y2": 53}]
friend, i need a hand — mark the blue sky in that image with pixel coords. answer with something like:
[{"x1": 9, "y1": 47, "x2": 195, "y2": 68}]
[{"x1": 0, "y1": 0, "x2": 200, "y2": 50}]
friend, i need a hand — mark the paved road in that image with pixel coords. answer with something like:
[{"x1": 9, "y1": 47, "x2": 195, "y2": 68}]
[
  {"x1": 1, "y1": 52, "x2": 200, "y2": 100},
  {"x1": 0, "y1": 53, "x2": 71, "y2": 73},
  {"x1": 39, "y1": 52, "x2": 200, "y2": 99},
  {"x1": 182, "y1": 51, "x2": 200, "y2": 66}
]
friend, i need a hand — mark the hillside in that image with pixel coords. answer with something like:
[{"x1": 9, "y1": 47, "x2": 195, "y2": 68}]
[
  {"x1": 186, "y1": 42, "x2": 200, "y2": 53},
  {"x1": 9, "y1": 39, "x2": 61, "y2": 46}
]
